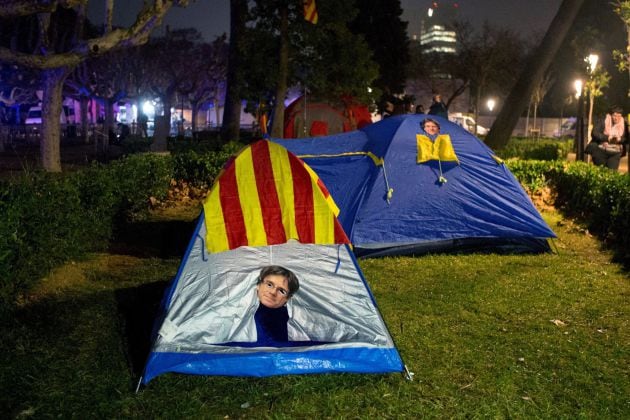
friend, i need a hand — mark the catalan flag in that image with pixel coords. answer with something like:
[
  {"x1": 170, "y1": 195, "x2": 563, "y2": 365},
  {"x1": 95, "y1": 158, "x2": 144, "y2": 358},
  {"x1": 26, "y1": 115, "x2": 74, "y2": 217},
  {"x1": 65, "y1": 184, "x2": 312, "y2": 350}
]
[
  {"x1": 203, "y1": 140, "x2": 348, "y2": 253},
  {"x1": 303, "y1": 0, "x2": 318, "y2": 24}
]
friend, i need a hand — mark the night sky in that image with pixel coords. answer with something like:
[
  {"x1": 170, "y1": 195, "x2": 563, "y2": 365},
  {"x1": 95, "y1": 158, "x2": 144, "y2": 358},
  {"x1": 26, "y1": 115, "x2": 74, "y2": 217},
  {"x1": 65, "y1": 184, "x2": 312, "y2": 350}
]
[
  {"x1": 90, "y1": 0, "x2": 563, "y2": 42},
  {"x1": 401, "y1": 0, "x2": 563, "y2": 39}
]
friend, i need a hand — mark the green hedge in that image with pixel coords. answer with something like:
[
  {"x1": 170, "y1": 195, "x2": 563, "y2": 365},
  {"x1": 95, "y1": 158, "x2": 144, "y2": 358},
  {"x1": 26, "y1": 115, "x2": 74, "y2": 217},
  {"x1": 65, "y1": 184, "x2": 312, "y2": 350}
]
[
  {"x1": 550, "y1": 162, "x2": 630, "y2": 254},
  {"x1": 0, "y1": 148, "x2": 238, "y2": 313},
  {"x1": 0, "y1": 154, "x2": 173, "y2": 314},
  {"x1": 507, "y1": 160, "x2": 630, "y2": 262},
  {"x1": 496, "y1": 138, "x2": 573, "y2": 161},
  {"x1": 505, "y1": 159, "x2": 564, "y2": 192},
  {"x1": 171, "y1": 142, "x2": 244, "y2": 187}
]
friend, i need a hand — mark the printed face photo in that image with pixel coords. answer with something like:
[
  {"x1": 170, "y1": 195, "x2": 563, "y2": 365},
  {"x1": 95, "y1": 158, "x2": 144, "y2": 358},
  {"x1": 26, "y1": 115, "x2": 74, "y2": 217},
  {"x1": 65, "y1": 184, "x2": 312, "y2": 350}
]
[
  {"x1": 424, "y1": 121, "x2": 439, "y2": 135},
  {"x1": 257, "y1": 274, "x2": 290, "y2": 308}
]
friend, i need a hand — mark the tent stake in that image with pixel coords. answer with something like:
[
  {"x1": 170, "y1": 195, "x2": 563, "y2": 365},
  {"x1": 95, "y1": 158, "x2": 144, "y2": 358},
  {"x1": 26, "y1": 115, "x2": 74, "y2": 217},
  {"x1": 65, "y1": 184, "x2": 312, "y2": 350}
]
[{"x1": 403, "y1": 365, "x2": 415, "y2": 381}]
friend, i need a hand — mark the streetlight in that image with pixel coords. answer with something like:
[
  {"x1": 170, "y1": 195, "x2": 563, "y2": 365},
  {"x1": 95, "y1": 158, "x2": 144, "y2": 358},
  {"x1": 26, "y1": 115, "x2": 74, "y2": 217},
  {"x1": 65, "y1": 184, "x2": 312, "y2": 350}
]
[
  {"x1": 585, "y1": 53, "x2": 599, "y2": 143},
  {"x1": 587, "y1": 54, "x2": 599, "y2": 73},
  {"x1": 486, "y1": 98, "x2": 496, "y2": 112},
  {"x1": 574, "y1": 78, "x2": 586, "y2": 161},
  {"x1": 574, "y1": 79, "x2": 583, "y2": 99}
]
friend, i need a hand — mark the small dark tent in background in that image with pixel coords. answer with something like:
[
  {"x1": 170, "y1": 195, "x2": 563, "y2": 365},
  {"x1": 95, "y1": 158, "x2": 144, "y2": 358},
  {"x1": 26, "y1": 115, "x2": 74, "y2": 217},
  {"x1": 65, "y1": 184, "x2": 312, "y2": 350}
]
[
  {"x1": 283, "y1": 96, "x2": 372, "y2": 138},
  {"x1": 141, "y1": 140, "x2": 404, "y2": 384},
  {"x1": 275, "y1": 114, "x2": 556, "y2": 257}
]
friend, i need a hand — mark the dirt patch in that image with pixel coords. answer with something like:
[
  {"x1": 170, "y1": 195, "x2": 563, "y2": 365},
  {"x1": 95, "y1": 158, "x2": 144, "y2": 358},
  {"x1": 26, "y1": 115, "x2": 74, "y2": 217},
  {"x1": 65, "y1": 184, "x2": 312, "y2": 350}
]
[{"x1": 525, "y1": 186, "x2": 557, "y2": 212}]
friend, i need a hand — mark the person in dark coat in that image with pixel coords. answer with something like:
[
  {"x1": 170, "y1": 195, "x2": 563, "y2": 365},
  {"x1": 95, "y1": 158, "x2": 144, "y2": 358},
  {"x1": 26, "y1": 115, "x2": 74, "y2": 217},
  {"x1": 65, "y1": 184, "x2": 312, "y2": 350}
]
[
  {"x1": 428, "y1": 94, "x2": 448, "y2": 119},
  {"x1": 586, "y1": 106, "x2": 628, "y2": 170}
]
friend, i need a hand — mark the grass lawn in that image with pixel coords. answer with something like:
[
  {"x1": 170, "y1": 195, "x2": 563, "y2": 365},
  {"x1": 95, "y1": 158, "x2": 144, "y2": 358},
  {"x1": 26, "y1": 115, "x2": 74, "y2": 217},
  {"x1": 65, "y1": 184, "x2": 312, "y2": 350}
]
[{"x1": 2, "y1": 203, "x2": 629, "y2": 418}]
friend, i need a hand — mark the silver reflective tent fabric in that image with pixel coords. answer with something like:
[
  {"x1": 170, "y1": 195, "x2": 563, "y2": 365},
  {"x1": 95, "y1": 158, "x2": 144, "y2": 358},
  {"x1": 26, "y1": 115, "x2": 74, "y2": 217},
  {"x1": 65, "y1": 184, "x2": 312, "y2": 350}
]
[{"x1": 142, "y1": 216, "x2": 403, "y2": 382}]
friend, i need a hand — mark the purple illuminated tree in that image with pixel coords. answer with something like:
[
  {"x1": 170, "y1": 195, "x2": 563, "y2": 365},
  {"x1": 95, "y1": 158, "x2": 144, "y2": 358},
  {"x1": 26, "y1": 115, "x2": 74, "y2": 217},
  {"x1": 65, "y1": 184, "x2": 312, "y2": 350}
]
[{"x1": 0, "y1": 0, "x2": 188, "y2": 172}]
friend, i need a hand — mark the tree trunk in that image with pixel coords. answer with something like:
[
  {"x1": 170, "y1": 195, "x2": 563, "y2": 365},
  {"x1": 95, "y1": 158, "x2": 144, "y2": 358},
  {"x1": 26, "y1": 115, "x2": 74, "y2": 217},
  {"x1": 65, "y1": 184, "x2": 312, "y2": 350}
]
[
  {"x1": 533, "y1": 102, "x2": 539, "y2": 137},
  {"x1": 151, "y1": 91, "x2": 174, "y2": 152},
  {"x1": 485, "y1": 0, "x2": 585, "y2": 150},
  {"x1": 190, "y1": 101, "x2": 199, "y2": 134},
  {"x1": 270, "y1": 5, "x2": 289, "y2": 138},
  {"x1": 80, "y1": 96, "x2": 89, "y2": 142},
  {"x1": 587, "y1": 93, "x2": 594, "y2": 140},
  {"x1": 221, "y1": 0, "x2": 248, "y2": 143},
  {"x1": 525, "y1": 103, "x2": 531, "y2": 136},
  {"x1": 473, "y1": 88, "x2": 480, "y2": 135},
  {"x1": 41, "y1": 68, "x2": 70, "y2": 172},
  {"x1": 103, "y1": 98, "x2": 115, "y2": 155}
]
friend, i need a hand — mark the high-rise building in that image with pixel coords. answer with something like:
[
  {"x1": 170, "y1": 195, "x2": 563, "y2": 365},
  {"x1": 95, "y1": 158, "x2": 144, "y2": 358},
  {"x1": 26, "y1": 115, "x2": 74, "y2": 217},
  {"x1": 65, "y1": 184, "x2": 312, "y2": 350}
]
[
  {"x1": 418, "y1": 1, "x2": 459, "y2": 55},
  {"x1": 420, "y1": 24, "x2": 457, "y2": 54}
]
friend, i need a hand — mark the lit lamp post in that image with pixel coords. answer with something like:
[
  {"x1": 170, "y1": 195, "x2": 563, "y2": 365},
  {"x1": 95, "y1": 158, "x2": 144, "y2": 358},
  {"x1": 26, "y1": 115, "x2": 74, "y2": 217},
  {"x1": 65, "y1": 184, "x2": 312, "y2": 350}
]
[
  {"x1": 486, "y1": 98, "x2": 496, "y2": 112},
  {"x1": 574, "y1": 79, "x2": 583, "y2": 99},
  {"x1": 574, "y1": 78, "x2": 585, "y2": 161},
  {"x1": 586, "y1": 54, "x2": 599, "y2": 142}
]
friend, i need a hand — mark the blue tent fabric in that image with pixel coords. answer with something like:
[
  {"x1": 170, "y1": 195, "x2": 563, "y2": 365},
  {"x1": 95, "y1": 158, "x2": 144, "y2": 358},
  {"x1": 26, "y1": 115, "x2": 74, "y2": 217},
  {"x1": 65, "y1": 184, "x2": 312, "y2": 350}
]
[{"x1": 274, "y1": 115, "x2": 556, "y2": 256}]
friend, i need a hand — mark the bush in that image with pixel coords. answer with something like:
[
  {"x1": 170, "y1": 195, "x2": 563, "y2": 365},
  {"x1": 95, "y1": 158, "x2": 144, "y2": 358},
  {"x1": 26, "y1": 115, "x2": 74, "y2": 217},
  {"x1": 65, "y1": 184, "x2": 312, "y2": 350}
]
[
  {"x1": 496, "y1": 138, "x2": 573, "y2": 161},
  {"x1": 508, "y1": 159, "x2": 630, "y2": 263},
  {"x1": 119, "y1": 135, "x2": 152, "y2": 154},
  {"x1": 171, "y1": 144, "x2": 241, "y2": 187},
  {"x1": 0, "y1": 154, "x2": 174, "y2": 313},
  {"x1": 168, "y1": 134, "x2": 224, "y2": 153},
  {"x1": 550, "y1": 162, "x2": 630, "y2": 248},
  {"x1": 506, "y1": 159, "x2": 564, "y2": 192},
  {"x1": 105, "y1": 153, "x2": 173, "y2": 219},
  {"x1": 0, "y1": 173, "x2": 86, "y2": 312}
]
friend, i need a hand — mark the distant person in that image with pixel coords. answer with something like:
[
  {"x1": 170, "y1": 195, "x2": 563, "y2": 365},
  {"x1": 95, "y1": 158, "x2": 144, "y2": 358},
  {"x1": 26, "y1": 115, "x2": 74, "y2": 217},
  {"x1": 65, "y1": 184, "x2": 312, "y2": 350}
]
[
  {"x1": 428, "y1": 94, "x2": 448, "y2": 119},
  {"x1": 254, "y1": 265, "x2": 300, "y2": 344},
  {"x1": 586, "y1": 106, "x2": 628, "y2": 170},
  {"x1": 382, "y1": 101, "x2": 394, "y2": 119},
  {"x1": 138, "y1": 112, "x2": 149, "y2": 138},
  {"x1": 415, "y1": 104, "x2": 425, "y2": 114}
]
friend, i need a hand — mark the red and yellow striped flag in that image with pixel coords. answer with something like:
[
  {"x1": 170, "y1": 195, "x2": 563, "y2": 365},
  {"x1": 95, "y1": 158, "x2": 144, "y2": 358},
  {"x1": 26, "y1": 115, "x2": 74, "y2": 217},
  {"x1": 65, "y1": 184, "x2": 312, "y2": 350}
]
[
  {"x1": 303, "y1": 0, "x2": 318, "y2": 24},
  {"x1": 203, "y1": 140, "x2": 348, "y2": 253}
]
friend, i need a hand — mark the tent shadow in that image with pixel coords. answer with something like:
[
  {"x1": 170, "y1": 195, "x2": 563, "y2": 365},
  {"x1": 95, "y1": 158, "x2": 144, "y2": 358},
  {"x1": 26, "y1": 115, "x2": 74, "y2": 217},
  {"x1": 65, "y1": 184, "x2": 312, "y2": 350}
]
[
  {"x1": 115, "y1": 280, "x2": 168, "y2": 378},
  {"x1": 110, "y1": 220, "x2": 196, "y2": 258}
]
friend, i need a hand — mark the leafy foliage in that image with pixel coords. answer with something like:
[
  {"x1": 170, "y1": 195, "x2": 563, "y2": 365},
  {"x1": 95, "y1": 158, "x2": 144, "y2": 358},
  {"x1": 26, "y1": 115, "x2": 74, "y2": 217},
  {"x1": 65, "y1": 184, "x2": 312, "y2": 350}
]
[
  {"x1": 506, "y1": 159, "x2": 563, "y2": 192},
  {"x1": 496, "y1": 138, "x2": 574, "y2": 161},
  {"x1": 244, "y1": 0, "x2": 379, "y2": 104},
  {"x1": 507, "y1": 159, "x2": 630, "y2": 263},
  {"x1": 349, "y1": 0, "x2": 410, "y2": 95},
  {"x1": 550, "y1": 162, "x2": 630, "y2": 255},
  {"x1": 0, "y1": 154, "x2": 173, "y2": 312},
  {"x1": 0, "y1": 1, "x2": 189, "y2": 172},
  {"x1": 171, "y1": 149, "x2": 234, "y2": 187},
  {"x1": 612, "y1": 0, "x2": 630, "y2": 96}
]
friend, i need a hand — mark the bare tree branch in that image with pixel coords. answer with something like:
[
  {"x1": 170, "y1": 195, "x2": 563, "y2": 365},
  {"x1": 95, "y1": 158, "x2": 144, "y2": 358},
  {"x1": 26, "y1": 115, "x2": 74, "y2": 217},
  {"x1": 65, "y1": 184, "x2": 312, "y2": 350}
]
[
  {"x1": 0, "y1": 0, "x2": 85, "y2": 17},
  {"x1": 0, "y1": 0, "x2": 189, "y2": 69}
]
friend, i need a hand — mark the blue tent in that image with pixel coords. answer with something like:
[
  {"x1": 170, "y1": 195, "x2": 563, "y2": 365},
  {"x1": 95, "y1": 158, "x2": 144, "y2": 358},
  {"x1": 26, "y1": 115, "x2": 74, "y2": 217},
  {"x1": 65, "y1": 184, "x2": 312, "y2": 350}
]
[{"x1": 274, "y1": 114, "x2": 556, "y2": 257}]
